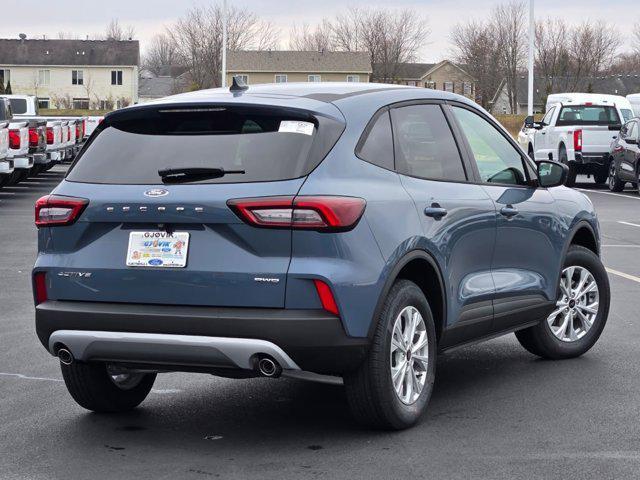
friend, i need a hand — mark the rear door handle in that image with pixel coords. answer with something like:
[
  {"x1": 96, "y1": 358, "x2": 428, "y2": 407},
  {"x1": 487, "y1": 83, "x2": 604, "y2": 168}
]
[
  {"x1": 424, "y1": 203, "x2": 448, "y2": 220},
  {"x1": 500, "y1": 205, "x2": 518, "y2": 219}
]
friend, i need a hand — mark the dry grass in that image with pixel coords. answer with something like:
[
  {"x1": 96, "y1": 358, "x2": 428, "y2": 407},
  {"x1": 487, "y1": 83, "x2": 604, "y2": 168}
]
[{"x1": 40, "y1": 109, "x2": 110, "y2": 117}]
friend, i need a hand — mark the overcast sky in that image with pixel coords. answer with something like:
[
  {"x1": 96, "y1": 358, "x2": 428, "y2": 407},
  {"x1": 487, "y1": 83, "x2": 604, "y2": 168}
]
[{"x1": 0, "y1": 0, "x2": 632, "y2": 62}]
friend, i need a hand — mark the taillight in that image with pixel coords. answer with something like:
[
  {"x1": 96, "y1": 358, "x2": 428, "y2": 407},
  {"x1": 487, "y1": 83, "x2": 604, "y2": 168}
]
[
  {"x1": 35, "y1": 195, "x2": 89, "y2": 227},
  {"x1": 8, "y1": 129, "x2": 20, "y2": 149},
  {"x1": 314, "y1": 279, "x2": 339, "y2": 315},
  {"x1": 573, "y1": 130, "x2": 583, "y2": 152},
  {"x1": 76, "y1": 123, "x2": 81, "y2": 140},
  {"x1": 33, "y1": 272, "x2": 48, "y2": 305},
  {"x1": 46, "y1": 127, "x2": 54, "y2": 144},
  {"x1": 227, "y1": 196, "x2": 366, "y2": 231},
  {"x1": 29, "y1": 128, "x2": 39, "y2": 147}
]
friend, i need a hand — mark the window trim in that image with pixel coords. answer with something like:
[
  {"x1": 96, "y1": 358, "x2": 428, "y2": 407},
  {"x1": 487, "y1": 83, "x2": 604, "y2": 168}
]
[
  {"x1": 347, "y1": 75, "x2": 360, "y2": 83},
  {"x1": 308, "y1": 74, "x2": 321, "y2": 82},
  {"x1": 111, "y1": 70, "x2": 123, "y2": 86},
  {"x1": 38, "y1": 69, "x2": 50, "y2": 86},
  {"x1": 355, "y1": 106, "x2": 395, "y2": 172},
  {"x1": 445, "y1": 100, "x2": 538, "y2": 188},
  {"x1": 274, "y1": 74, "x2": 288, "y2": 83},
  {"x1": 72, "y1": 69, "x2": 84, "y2": 85}
]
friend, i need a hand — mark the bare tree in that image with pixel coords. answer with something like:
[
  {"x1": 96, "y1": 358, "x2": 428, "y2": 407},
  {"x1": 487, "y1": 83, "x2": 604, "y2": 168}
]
[
  {"x1": 329, "y1": 7, "x2": 429, "y2": 83},
  {"x1": 168, "y1": 5, "x2": 279, "y2": 89},
  {"x1": 491, "y1": 1, "x2": 527, "y2": 113},
  {"x1": 289, "y1": 21, "x2": 334, "y2": 51},
  {"x1": 104, "y1": 18, "x2": 136, "y2": 41},
  {"x1": 566, "y1": 21, "x2": 620, "y2": 90},
  {"x1": 142, "y1": 33, "x2": 178, "y2": 76},
  {"x1": 450, "y1": 21, "x2": 502, "y2": 108},
  {"x1": 534, "y1": 19, "x2": 572, "y2": 96}
]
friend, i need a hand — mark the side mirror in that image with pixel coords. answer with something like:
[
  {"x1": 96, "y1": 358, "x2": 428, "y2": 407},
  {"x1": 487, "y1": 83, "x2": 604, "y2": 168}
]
[
  {"x1": 524, "y1": 115, "x2": 535, "y2": 128},
  {"x1": 537, "y1": 160, "x2": 568, "y2": 188},
  {"x1": 609, "y1": 124, "x2": 622, "y2": 131}
]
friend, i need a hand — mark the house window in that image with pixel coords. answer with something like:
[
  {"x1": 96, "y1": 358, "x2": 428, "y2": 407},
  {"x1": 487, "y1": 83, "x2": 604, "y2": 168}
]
[
  {"x1": 308, "y1": 75, "x2": 321, "y2": 82},
  {"x1": 72, "y1": 98, "x2": 89, "y2": 109},
  {"x1": 111, "y1": 70, "x2": 123, "y2": 86},
  {"x1": 38, "y1": 69, "x2": 50, "y2": 86},
  {"x1": 37, "y1": 98, "x2": 50, "y2": 109},
  {"x1": 407, "y1": 80, "x2": 417, "y2": 87},
  {"x1": 0, "y1": 69, "x2": 9, "y2": 85},
  {"x1": 72, "y1": 70, "x2": 84, "y2": 85},
  {"x1": 425, "y1": 81, "x2": 436, "y2": 89},
  {"x1": 347, "y1": 75, "x2": 360, "y2": 83},
  {"x1": 275, "y1": 74, "x2": 288, "y2": 83},
  {"x1": 444, "y1": 81, "x2": 454, "y2": 93},
  {"x1": 463, "y1": 82, "x2": 472, "y2": 97},
  {"x1": 234, "y1": 75, "x2": 249, "y2": 85}
]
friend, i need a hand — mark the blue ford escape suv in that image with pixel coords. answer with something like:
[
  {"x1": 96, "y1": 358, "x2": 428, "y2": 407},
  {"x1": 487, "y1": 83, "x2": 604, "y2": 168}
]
[{"x1": 33, "y1": 82, "x2": 610, "y2": 430}]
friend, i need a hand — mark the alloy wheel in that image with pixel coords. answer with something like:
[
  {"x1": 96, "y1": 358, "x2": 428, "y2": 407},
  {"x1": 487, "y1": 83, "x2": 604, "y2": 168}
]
[
  {"x1": 609, "y1": 164, "x2": 616, "y2": 190},
  {"x1": 547, "y1": 266, "x2": 599, "y2": 342},
  {"x1": 390, "y1": 306, "x2": 429, "y2": 405}
]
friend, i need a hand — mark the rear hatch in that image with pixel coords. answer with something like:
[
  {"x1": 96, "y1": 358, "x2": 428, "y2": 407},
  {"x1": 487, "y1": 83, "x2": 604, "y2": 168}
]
[{"x1": 44, "y1": 102, "x2": 344, "y2": 308}]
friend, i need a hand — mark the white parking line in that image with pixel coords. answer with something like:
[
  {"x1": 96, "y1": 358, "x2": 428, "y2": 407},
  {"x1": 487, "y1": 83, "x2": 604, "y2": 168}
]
[
  {"x1": 606, "y1": 267, "x2": 640, "y2": 285},
  {"x1": 618, "y1": 221, "x2": 640, "y2": 228},
  {"x1": 602, "y1": 245, "x2": 640, "y2": 248},
  {"x1": 576, "y1": 188, "x2": 640, "y2": 200}
]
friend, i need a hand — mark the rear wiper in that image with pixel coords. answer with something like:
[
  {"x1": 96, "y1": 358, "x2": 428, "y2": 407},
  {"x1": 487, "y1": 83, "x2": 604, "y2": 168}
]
[{"x1": 158, "y1": 167, "x2": 245, "y2": 184}]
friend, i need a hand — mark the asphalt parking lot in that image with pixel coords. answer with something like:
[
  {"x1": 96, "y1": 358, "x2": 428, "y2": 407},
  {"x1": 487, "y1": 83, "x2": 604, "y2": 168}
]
[{"x1": 3, "y1": 167, "x2": 640, "y2": 480}]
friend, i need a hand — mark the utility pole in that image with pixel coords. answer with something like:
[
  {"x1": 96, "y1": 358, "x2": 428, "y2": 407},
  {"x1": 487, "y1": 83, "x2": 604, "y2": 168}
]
[
  {"x1": 527, "y1": 0, "x2": 535, "y2": 116},
  {"x1": 221, "y1": 0, "x2": 228, "y2": 88}
]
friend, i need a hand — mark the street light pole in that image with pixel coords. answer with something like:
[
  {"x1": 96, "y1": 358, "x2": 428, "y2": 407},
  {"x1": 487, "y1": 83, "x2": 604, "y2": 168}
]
[
  {"x1": 527, "y1": 0, "x2": 535, "y2": 116},
  {"x1": 221, "y1": 0, "x2": 228, "y2": 88}
]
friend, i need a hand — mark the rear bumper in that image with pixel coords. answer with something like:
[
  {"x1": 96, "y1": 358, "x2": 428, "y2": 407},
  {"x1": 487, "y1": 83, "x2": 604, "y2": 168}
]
[
  {"x1": 574, "y1": 153, "x2": 609, "y2": 166},
  {"x1": 12, "y1": 156, "x2": 34, "y2": 169},
  {"x1": 35, "y1": 301, "x2": 369, "y2": 375},
  {"x1": 0, "y1": 159, "x2": 14, "y2": 174}
]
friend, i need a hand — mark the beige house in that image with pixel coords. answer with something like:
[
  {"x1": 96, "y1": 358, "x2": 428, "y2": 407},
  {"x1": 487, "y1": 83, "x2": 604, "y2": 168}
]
[
  {"x1": 226, "y1": 50, "x2": 371, "y2": 86},
  {"x1": 389, "y1": 60, "x2": 476, "y2": 100},
  {"x1": 0, "y1": 38, "x2": 139, "y2": 109}
]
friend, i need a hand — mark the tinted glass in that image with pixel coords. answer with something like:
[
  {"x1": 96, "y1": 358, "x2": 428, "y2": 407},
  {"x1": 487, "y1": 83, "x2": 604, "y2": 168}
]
[
  {"x1": 9, "y1": 98, "x2": 27, "y2": 114},
  {"x1": 452, "y1": 106, "x2": 528, "y2": 186},
  {"x1": 67, "y1": 107, "x2": 339, "y2": 185},
  {"x1": 621, "y1": 109, "x2": 634, "y2": 122},
  {"x1": 391, "y1": 104, "x2": 466, "y2": 181},
  {"x1": 358, "y1": 111, "x2": 394, "y2": 170},
  {"x1": 556, "y1": 105, "x2": 620, "y2": 126}
]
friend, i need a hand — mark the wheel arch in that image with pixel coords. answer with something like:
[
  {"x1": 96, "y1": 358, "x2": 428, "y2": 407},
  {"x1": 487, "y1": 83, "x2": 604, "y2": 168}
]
[
  {"x1": 368, "y1": 250, "x2": 446, "y2": 343},
  {"x1": 566, "y1": 221, "x2": 599, "y2": 259}
]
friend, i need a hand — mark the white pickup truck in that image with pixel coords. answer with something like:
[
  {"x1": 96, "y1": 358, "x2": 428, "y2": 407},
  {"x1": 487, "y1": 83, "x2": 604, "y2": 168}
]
[
  {"x1": 0, "y1": 121, "x2": 11, "y2": 186},
  {"x1": 519, "y1": 99, "x2": 623, "y2": 187}
]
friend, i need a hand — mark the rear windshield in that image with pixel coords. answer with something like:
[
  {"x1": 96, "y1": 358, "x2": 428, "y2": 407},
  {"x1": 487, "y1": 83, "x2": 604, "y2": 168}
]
[
  {"x1": 8, "y1": 98, "x2": 27, "y2": 115},
  {"x1": 66, "y1": 106, "x2": 343, "y2": 184},
  {"x1": 556, "y1": 105, "x2": 620, "y2": 126}
]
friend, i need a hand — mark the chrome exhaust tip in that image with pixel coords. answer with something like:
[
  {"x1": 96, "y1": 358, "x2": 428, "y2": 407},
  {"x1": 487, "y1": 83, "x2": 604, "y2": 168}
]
[
  {"x1": 256, "y1": 356, "x2": 282, "y2": 378},
  {"x1": 57, "y1": 348, "x2": 74, "y2": 366}
]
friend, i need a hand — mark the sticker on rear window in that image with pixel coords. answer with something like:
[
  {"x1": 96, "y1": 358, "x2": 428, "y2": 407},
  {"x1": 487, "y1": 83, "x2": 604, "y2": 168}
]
[{"x1": 278, "y1": 121, "x2": 314, "y2": 136}]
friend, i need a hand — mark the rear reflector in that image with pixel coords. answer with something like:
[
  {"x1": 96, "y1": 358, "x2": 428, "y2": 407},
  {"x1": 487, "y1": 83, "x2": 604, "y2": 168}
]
[
  {"x1": 35, "y1": 195, "x2": 89, "y2": 227},
  {"x1": 314, "y1": 279, "x2": 339, "y2": 316},
  {"x1": 34, "y1": 272, "x2": 48, "y2": 305},
  {"x1": 227, "y1": 196, "x2": 366, "y2": 231}
]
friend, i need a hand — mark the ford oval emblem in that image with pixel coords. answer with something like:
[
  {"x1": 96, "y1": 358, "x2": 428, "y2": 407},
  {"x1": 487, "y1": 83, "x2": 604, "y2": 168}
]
[{"x1": 144, "y1": 188, "x2": 169, "y2": 198}]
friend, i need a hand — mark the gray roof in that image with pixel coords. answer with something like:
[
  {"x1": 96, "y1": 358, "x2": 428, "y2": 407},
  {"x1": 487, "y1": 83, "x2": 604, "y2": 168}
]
[
  {"x1": 392, "y1": 63, "x2": 436, "y2": 80},
  {"x1": 227, "y1": 50, "x2": 371, "y2": 73},
  {"x1": 139, "y1": 76, "x2": 187, "y2": 98},
  {"x1": 0, "y1": 39, "x2": 139, "y2": 66}
]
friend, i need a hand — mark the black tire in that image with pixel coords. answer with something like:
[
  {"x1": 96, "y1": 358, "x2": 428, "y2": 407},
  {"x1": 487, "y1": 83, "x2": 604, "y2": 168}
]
[
  {"x1": 61, "y1": 361, "x2": 156, "y2": 413},
  {"x1": 559, "y1": 147, "x2": 577, "y2": 187},
  {"x1": 608, "y1": 161, "x2": 625, "y2": 192},
  {"x1": 593, "y1": 170, "x2": 608, "y2": 184},
  {"x1": 344, "y1": 280, "x2": 437, "y2": 430},
  {"x1": 515, "y1": 245, "x2": 610, "y2": 360}
]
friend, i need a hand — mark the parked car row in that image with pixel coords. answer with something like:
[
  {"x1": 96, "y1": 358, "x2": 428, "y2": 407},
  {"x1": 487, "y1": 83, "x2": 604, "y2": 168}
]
[
  {"x1": 518, "y1": 93, "x2": 628, "y2": 187},
  {"x1": 0, "y1": 94, "x2": 103, "y2": 189}
]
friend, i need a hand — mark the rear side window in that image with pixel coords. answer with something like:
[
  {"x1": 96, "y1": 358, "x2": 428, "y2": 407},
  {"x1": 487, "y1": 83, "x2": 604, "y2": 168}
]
[
  {"x1": 391, "y1": 104, "x2": 467, "y2": 181},
  {"x1": 67, "y1": 106, "x2": 344, "y2": 184},
  {"x1": 556, "y1": 105, "x2": 620, "y2": 126},
  {"x1": 8, "y1": 98, "x2": 27, "y2": 114},
  {"x1": 357, "y1": 110, "x2": 394, "y2": 170},
  {"x1": 621, "y1": 109, "x2": 634, "y2": 122}
]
